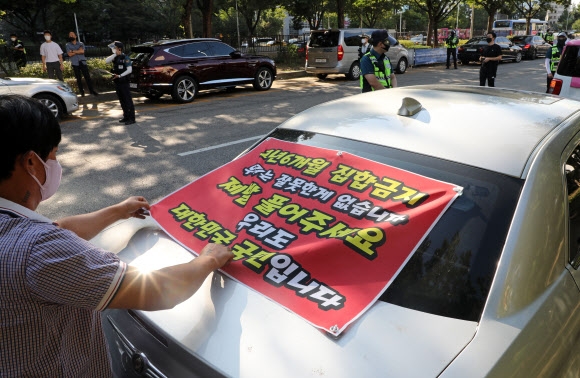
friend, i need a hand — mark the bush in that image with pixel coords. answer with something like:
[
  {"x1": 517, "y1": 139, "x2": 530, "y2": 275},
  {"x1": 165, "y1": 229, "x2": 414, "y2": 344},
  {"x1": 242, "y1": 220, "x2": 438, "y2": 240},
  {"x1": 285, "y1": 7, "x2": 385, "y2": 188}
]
[{"x1": 14, "y1": 58, "x2": 115, "y2": 92}]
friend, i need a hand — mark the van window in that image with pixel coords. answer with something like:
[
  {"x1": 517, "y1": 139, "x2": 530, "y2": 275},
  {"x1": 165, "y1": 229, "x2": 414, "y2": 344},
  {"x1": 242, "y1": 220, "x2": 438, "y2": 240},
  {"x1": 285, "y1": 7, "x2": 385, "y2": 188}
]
[
  {"x1": 309, "y1": 31, "x2": 340, "y2": 48},
  {"x1": 344, "y1": 31, "x2": 362, "y2": 47},
  {"x1": 557, "y1": 45, "x2": 580, "y2": 77}
]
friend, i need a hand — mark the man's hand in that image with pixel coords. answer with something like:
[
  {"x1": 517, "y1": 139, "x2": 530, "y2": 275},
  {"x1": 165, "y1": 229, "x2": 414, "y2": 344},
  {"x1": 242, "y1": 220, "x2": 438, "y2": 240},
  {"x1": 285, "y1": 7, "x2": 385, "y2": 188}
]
[
  {"x1": 42, "y1": 65, "x2": 47, "y2": 72},
  {"x1": 118, "y1": 196, "x2": 151, "y2": 219},
  {"x1": 199, "y1": 243, "x2": 234, "y2": 270}
]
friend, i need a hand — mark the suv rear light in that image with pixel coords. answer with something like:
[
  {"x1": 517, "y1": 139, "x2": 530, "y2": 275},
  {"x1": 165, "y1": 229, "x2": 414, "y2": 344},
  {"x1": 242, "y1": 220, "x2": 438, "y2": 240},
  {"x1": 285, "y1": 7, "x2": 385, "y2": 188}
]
[
  {"x1": 549, "y1": 78, "x2": 562, "y2": 95},
  {"x1": 338, "y1": 45, "x2": 344, "y2": 61},
  {"x1": 458, "y1": 47, "x2": 464, "y2": 52},
  {"x1": 524, "y1": 44, "x2": 531, "y2": 49}
]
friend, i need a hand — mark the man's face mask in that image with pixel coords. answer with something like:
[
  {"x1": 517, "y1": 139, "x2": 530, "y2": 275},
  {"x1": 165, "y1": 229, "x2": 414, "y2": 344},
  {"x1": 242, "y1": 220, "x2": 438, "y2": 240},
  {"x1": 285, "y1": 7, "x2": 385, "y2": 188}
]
[
  {"x1": 361, "y1": 38, "x2": 367, "y2": 44},
  {"x1": 28, "y1": 152, "x2": 62, "y2": 201},
  {"x1": 486, "y1": 37, "x2": 493, "y2": 43},
  {"x1": 11, "y1": 37, "x2": 16, "y2": 41},
  {"x1": 382, "y1": 40, "x2": 390, "y2": 51},
  {"x1": 44, "y1": 35, "x2": 51, "y2": 41},
  {"x1": 557, "y1": 38, "x2": 566, "y2": 46}
]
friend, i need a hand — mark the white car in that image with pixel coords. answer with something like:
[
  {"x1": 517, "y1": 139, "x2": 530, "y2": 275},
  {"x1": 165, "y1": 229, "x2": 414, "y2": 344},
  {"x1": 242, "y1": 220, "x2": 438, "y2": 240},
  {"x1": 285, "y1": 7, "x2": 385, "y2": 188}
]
[
  {"x1": 0, "y1": 77, "x2": 78, "y2": 119},
  {"x1": 97, "y1": 85, "x2": 580, "y2": 377},
  {"x1": 549, "y1": 39, "x2": 580, "y2": 99}
]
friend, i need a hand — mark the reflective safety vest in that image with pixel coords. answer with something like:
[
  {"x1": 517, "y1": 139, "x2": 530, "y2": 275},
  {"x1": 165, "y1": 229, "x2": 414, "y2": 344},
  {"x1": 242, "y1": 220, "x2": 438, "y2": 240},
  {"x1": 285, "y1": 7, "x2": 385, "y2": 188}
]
[
  {"x1": 446, "y1": 35, "x2": 459, "y2": 49},
  {"x1": 550, "y1": 45, "x2": 562, "y2": 72},
  {"x1": 360, "y1": 51, "x2": 392, "y2": 91},
  {"x1": 546, "y1": 33, "x2": 554, "y2": 44}
]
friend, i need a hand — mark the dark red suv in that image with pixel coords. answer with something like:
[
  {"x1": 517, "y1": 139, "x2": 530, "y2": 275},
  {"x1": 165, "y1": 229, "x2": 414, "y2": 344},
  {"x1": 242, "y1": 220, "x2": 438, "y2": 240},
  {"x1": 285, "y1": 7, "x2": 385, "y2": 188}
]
[{"x1": 129, "y1": 39, "x2": 277, "y2": 102}]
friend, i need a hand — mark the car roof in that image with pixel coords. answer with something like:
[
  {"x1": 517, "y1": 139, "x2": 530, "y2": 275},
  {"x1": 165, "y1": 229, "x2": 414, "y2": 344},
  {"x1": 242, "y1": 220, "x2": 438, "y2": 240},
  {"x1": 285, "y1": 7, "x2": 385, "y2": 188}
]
[
  {"x1": 133, "y1": 38, "x2": 221, "y2": 48},
  {"x1": 565, "y1": 39, "x2": 580, "y2": 46},
  {"x1": 277, "y1": 85, "x2": 580, "y2": 178}
]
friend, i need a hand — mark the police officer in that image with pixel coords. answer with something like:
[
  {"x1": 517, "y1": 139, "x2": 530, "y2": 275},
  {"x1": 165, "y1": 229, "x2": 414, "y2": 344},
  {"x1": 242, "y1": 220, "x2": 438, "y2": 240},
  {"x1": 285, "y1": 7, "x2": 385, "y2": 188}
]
[
  {"x1": 360, "y1": 29, "x2": 397, "y2": 93},
  {"x1": 358, "y1": 34, "x2": 371, "y2": 59},
  {"x1": 545, "y1": 32, "x2": 567, "y2": 93},
  {"x1": 106, "y1": 41, "x2": 135, "y2": 125},
  {"x1": 9, "y1": 33, "x2": 26, "y2": 69},
  {"x1": 545, "y1": 28, "x2": 554, "y2": 45},
  {"x1": 445, "y1": 29, "x2": 459, "y2": 69}
]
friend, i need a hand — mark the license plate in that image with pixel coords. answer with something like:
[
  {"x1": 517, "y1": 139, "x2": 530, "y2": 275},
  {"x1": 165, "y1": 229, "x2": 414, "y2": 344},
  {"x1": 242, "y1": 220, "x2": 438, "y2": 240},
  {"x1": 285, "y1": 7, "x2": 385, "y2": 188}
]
[
  {"x1": 315, "y1": 58, "x2": 326, "y2": 63},
  {"x1": 129, "y1": 83, "x2": 137, "y2": 89},
  {"x1": 466, "y1": 49, "x2": 476, "y2": 52}
]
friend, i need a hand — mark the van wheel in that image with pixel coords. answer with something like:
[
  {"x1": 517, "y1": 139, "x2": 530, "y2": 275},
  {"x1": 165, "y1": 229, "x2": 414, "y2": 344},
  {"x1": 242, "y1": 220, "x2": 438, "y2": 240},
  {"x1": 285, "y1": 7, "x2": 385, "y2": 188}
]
[
  {"x1": 396, "y1": 57, "x2": 408, "y2": 74},
  {"x1": 346, "y1": 62, "x2": 361, "y2": 80},
  {"x1": 172, "y1": 76, "x2": 198, "y2": 103},
  {"x1": 316, "y1": 74, "x2": 327, "y2": 80},
  {"x1": 253, "y1": 67, "x2": 273, "y2": 90},
  {"x1": 34, "y1": 93, "x2": 65, "y2": 119}
]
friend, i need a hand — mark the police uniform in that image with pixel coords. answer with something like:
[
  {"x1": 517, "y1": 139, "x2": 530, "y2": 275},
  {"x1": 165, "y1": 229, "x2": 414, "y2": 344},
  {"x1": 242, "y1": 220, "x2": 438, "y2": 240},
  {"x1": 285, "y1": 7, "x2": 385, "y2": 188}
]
[
  {"x1": 107, "y1": 42, "x2": 135, "y2": 124},
  {"x1": 359, "y1": 49, "x2": 393, "y2": 93},
  {"x1": 445, "y1": 32, "x2": 459, "y2": 69},
  {"x1": 10, "y1": 37, "x2": 27, "y2": 69},
  {"x1": 545, "y1": 33, "x2": 566, "y2": 93}
]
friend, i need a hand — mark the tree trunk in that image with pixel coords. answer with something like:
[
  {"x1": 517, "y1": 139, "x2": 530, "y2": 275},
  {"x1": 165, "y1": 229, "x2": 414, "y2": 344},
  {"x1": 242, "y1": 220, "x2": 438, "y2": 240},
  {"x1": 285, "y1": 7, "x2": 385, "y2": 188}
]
[
  {"x1": 196, "y1": 0, "x2": 213, "y2": 38},
  {"x1": 486, "y1": 16, "x2": 493, "y2": 33},
  {"x1": 182, "y1": 0, "x2": 194, "y2": 38},
  {"x1": 337, "y1": 0, "x2": 345, "y2": 28}
]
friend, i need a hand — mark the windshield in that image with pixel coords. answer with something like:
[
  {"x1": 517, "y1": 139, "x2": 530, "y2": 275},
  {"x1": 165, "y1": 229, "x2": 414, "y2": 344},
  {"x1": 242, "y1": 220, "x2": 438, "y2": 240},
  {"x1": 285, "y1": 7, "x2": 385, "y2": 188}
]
[
  {"x1": 263, "y1": 129, "x2": 523, "y2": 322},
  {"x1": 511, "y1": 36, "x2": 531, "y2": 43},
  {"x1": 466, "y1": 37, "x2": 487, "y2": 44}
]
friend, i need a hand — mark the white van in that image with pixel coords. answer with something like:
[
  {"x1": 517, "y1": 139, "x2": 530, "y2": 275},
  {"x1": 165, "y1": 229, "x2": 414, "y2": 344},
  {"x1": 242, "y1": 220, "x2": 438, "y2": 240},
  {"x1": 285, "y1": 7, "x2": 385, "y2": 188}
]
[
  {"x1": 550, "y1": 39, "x2": 580, "y2": 100},
  {"x1": 305, "y1": 28, "x2": 409, "y2": 80}
]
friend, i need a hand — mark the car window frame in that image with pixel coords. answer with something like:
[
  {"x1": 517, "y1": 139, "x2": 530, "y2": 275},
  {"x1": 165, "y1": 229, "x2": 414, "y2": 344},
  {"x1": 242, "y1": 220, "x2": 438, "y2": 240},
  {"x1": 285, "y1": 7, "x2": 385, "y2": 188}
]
[
  {"x1": 564, "y1": 137, "x2": 580, "y2": 269},
  {"x1": 207, "y1": 41, "x2": 236, "y2": 57}
]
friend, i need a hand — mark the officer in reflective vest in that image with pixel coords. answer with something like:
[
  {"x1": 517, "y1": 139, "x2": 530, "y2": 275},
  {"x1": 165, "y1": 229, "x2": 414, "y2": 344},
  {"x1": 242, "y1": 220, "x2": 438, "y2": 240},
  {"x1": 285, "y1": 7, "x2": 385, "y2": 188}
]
[
  {"x1": 360, "y1": 29, "x2": 397, "y2": 93},
  {"x1": 9, "y1": 33, "x2": 27, "y2": 69},
  {"x1": 545, "y1": 29, "x2": 554, "y2": 45},
  {"x1": 545, "y1": 32, "x2": 567, "y2": 93},
  {"x1": 106, "y1": 41, "x2": 136, "y2": 125},
  {"x1": 445, "y1": 29, "x2": 459, "y2": 69}
]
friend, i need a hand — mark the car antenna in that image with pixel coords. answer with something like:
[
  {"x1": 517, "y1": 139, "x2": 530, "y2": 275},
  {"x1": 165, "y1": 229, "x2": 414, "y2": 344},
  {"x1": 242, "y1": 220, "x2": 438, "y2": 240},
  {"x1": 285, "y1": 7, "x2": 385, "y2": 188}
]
[{"x1": 397, "y1": 97, "x2": 423, "y2": 117}]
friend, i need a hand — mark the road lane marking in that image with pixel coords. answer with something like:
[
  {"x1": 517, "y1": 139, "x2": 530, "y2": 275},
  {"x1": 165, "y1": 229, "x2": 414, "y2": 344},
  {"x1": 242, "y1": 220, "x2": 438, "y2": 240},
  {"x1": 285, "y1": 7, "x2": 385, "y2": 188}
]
[{"x1": 178, "y1": 135, "x2": 266, "y2": 156}]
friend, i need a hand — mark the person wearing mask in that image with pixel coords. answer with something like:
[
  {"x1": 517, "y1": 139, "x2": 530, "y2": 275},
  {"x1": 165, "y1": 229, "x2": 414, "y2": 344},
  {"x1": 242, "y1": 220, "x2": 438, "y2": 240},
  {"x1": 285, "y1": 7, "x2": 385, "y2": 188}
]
[
  {"x1": 106, "y1": 41, "x2": 135, "y2": 125},
  {"x1": 359, "y1": 29, "x2": 398, "y2": 93},
  {"x1": 0, "y1": 94, "x2": 234, "y2": 377},
  {"x1": 545, "y1": 29, "x2": 554, "y2": 45},
  {"x1": 358, "y1": 34, "x2": 371, "y2": 59},
  {"x1": 479, "y1": 31, "x2": 502, "y2": 87},
  {"x1": 9, "y1": 33, "x2": 26, "y2": 69},
  {"x1": 66, "y1": 31, "x2": 98, "y2": 97},
  {"x1": 40, "y1": 30, "x2": 64, "y2": 81},
  {"x1": 545, "y1": 32, "x2": 568, "y2": 93},
  {"x1": 445, "y1": 29, "x2": 459, "y2": 69}
]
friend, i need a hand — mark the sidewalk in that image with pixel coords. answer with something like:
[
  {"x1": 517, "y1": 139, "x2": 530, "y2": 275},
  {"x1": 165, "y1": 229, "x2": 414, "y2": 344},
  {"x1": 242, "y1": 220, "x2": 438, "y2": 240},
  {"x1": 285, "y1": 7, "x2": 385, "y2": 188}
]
[{"x1": 78, "y1": 70, "x2": 308, "y2": 105}]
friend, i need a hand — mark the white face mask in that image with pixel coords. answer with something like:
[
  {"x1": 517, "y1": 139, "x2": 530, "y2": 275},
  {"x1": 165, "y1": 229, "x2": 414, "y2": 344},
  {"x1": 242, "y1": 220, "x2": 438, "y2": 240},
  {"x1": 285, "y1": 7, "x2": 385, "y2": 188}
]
[
  {"x1": 361, "y1": 39, "x2": 367, "y2": 44},
  {"x1": 44, "y1": 35, "x2": 51, "y2": 41},
  {"x1": 11, "y1": 37, "x2": 16, "y2": 41},
  {"x1": 28, "y1": 152, "x2": 62, "y2": 201}
]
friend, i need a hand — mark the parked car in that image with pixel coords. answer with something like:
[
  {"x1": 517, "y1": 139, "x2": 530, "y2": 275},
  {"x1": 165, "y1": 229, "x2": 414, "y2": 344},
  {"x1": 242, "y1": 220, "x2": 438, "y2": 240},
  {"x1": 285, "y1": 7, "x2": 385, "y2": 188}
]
[
  {"x1": 510, "y1": 35, "x2": 551, "y2": 59},
  {"x1": 98, "y1": 85, "x2": 580, "y2": 377},
  {"x1": 0, "y1": 77, "x2": 78, "y2": 119},
  {"x1": 305, "y1": 28, "x2": 409, "y2": 80},
  {"x1": 458, "y1": 36, "x2": 522, "y2": 64},
  {"x1": 128, "y1": 38, "x2": 276, "y2": 103},
  {"x1": 290, "y1": 41, "x2": 307, "y2": 58},
  {"x1": 549, "y1": 39, "x2": 580, "y2": 99},
  {"x1": 410, "y1": 34, "x2": 427, "y2": 44}
]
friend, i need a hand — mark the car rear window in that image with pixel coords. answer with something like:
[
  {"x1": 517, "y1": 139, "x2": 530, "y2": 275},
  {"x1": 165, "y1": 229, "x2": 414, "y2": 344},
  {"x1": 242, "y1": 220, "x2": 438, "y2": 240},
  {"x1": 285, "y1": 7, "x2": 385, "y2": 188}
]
[
  {"x1": 309, "y1": 31, "x2": 340, "y2": 48},
  {"x1": 263, "y1": 129, "x2": 523, "y2": 322},
  {"x1": 466, "y1": 37, "x2": 487, "y2": 44},
  {"x1": 557, "y1": 45, "x2": 580, "y2": 77},
  {"x1": 511, "y1": 36, "x2": 531, "y2": 43},
  {"x1": 130, "y1": 47, "x2": 153, "y2": 65}
]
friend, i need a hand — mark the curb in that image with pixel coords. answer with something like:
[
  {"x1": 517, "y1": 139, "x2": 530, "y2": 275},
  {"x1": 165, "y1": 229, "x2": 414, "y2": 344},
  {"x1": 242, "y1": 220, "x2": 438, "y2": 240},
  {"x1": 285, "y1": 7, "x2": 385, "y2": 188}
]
[{"x1": 77, "y1": 70, "x2": 309, "y2": 105}]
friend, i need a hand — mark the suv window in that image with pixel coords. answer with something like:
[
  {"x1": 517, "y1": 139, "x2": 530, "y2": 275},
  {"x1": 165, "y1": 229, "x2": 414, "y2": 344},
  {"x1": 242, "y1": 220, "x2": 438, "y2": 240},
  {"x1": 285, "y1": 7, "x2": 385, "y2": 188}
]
[
  {"x1": 566, "y1": 144, "x2": 580, "y2": 268},
  {"x1": 344, "y1": 30, "x2": 362, "y2": 47},
  {"x1": 557, "y1": 45, "x2": 580, "y2": 77},
  {"x1": 266, "y1": 129, "x2": 523, "y2": 322},
  {"x1": 208, "y1": 41, "x2": 235, "y2": 56},
  {"x1": 309, "y1": 31, "x2": 340, "y2": 48}
]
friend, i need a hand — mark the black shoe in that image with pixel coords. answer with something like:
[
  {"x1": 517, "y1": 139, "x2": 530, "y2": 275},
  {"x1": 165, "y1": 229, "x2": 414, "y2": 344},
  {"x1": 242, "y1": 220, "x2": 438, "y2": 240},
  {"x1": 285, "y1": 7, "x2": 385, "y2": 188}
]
[
  {"x1": 80, "y1": 92, "x2": 85, "y2": 97},
  {"x1": 124, "y1": 119, "x2": 136, "y2": 125},
  {"x1": 119, "y1": 118, "x2": 128, "y2": 123},
  {"x1": 91, "y1": 91, "x2": 99, "y2": 96},
  {"x1": 454, "y1": 66, "x2": 457, "y2": 69}
]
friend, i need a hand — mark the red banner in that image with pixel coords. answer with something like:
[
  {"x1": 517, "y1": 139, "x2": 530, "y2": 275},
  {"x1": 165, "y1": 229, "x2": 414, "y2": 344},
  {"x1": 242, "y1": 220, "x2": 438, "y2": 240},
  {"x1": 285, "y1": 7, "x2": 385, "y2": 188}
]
[{"x1": 152, "y1": 138, "x2": 462, "y2": 335}]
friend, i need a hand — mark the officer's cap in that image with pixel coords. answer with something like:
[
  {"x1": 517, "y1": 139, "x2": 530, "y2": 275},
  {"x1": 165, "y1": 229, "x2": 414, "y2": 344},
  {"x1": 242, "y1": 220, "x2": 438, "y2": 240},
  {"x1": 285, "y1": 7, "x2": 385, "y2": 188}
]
[
  {"x1": 371, "y1": 29, "x2": 397, "y2": 46},
  {"x1": 557, "y1": 32, "x2": 567, "y2": 38},
  {"x1": 114, "y1": 41, "x2": 124, "y2": 49}
]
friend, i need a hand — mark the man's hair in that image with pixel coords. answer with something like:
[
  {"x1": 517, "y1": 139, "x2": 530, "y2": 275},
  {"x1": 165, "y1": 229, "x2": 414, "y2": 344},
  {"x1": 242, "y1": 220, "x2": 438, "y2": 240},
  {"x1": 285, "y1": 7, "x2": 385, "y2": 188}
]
[
  {"x1": 487, "y1": 31, "x2": 497, "y2": 39},
  {"x1": 43, "y1": 30, "x2": 51, "y2": 36},
  {"x1": 10, "y1": 33, "x2": 16, "y2": 37},
  {"x1": 0, "y1": 95, "x2": 61, "y2": 182}
]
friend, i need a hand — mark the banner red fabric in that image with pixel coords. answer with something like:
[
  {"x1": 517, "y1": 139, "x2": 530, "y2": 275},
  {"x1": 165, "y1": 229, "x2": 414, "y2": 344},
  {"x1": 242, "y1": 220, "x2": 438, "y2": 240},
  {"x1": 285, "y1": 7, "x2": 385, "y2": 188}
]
[{"x1": 152, "y1": 138, "x2": 462, "y2": 335}]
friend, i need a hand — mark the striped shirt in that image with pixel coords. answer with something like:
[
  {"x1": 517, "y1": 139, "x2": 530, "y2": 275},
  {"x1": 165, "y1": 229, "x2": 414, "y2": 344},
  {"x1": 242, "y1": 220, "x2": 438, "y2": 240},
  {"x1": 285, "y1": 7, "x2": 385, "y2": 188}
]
[{"x1": 0, "y1": 198, "x2": 126, "y2": 377}]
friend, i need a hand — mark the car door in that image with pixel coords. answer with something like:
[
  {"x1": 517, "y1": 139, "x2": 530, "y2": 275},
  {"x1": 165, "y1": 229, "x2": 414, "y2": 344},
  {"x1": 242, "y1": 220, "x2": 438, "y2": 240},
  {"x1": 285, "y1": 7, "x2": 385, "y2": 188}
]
[
  {"x1": 206, "y1": 41, "x2": 252, "y2": 85},
  {"x1": 496, "y1": 37, "x2": 513, "y2": 60},
  {"x1": 173, "y1": 42, "x2": 222, "y2": 86}
]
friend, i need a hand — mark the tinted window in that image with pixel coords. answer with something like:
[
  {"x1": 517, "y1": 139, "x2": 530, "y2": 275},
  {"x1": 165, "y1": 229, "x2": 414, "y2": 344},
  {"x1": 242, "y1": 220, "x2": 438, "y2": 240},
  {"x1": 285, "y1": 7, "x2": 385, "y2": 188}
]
[
  {"x1": 181, "y1": 42, "x2": 211, "y2": 58},
  {"x1": 208, "y1": 42, "x2": 235, "y2": 56},
  {"x1": 466, "y1": 37, "x2": 487, "y2": 45},
  {"x1": 266, "y1": 129, "x2": 523, "y2": 322},
  {"x1": 309, "y1": 31, "x2": 340, "y2": 48},
  {"x1": 567, "y1": 144, "x2": 580, "y2": 268},
  {"x1": 494, "y1": 20, "x2": 512, "y2": 28},
  {"x1": 344, "y1": 31, "x2": 362, "y2": 47},
  {"x1": 557, "y1": 45, "x2": 580, "y2": 77}
]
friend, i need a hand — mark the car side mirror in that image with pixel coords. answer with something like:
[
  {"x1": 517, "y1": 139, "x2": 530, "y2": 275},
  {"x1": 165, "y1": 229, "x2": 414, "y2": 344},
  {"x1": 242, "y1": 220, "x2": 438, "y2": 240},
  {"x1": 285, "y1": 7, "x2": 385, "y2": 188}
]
[{"x1": 230, "y1": 50, "x2": 242, "y2": 58}]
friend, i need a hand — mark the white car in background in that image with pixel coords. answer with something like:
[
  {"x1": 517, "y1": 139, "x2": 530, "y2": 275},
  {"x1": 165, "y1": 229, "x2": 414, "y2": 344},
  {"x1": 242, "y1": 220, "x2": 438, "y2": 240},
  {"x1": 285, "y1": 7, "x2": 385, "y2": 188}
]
[
  {"x1": 0, "y1": 77, "x2": 78, "y2": 119},
  {"x1": 549, "y1": 39, "x2": 580, "y2": 99}
]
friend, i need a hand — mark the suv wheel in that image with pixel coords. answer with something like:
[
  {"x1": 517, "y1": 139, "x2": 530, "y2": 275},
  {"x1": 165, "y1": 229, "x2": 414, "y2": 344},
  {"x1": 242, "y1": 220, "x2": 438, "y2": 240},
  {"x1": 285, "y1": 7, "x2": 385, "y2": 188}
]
[
  {"x1": 396, "y1": 57, "x2": 408, "y2": 74},
  {"x1": 34, "y1": 93, "x2": 64, "y2": 119},
  {"x1": 346, "y1": 62, "x2": 361, "y2": 80},
  {"x1": 316, "y1": 74, "x2": 327, "y2": 80},
  {"x1": 253, "y1": 67, "x2": 273, "y2": 91},
  {"x1": 172, "y1": 76, "x2": 198, "y2": 103},
  {"x1": 515, "y1": 52, "x2": 522, "y2": 63}
]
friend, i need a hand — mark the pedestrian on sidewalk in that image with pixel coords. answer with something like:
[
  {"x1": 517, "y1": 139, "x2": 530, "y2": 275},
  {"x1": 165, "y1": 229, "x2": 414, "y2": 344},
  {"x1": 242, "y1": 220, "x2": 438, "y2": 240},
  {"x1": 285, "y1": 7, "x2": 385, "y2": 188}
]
[
  {"x1": 479, "y1": 32, "x2": 502, "y2": 87},
  {"x1": 9, "y1": 33, "x2": 27, "y2": 69},
  {"x1": 66, "y1": 31, "x2": 98, "y2": 97},
  {"x1": 0, "y1": 94, "x2": 233, "y2": 377},
  {"x1": 40, "y1": 30, "x2": 64, "y2": 81},
  {"x1": 106, "y1": 41, "x2": 135, "y2": 125}
]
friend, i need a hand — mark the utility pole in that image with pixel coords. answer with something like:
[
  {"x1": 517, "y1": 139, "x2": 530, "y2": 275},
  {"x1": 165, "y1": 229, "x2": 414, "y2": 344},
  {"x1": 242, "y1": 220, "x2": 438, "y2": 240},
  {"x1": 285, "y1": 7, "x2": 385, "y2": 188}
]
[{"x1": 470, "y1": 6, "x2": 475, "y2": 38}]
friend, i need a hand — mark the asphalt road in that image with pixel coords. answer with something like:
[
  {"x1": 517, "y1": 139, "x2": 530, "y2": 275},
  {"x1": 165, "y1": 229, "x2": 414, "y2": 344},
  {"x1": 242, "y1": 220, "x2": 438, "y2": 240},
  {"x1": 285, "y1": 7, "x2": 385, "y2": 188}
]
[{"x1": 39, "y1": 58, "x2": 549, "y2": 219}]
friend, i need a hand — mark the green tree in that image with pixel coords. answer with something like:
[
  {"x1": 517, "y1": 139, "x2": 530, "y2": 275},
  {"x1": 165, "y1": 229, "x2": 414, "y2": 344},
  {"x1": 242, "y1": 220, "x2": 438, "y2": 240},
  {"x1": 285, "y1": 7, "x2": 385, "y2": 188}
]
[
  {"x1": 473, "y1": 0, "x2": 515, "y2": 32},
  {"x1": 408, "y1": 0, "x2": 461, "y2": 47},
  {"x1": 348, "y1": 0, "x2": 393, "y2": 28},
  {"x1": 285, "y1": 0, "x2": 332, "y2": 30}
]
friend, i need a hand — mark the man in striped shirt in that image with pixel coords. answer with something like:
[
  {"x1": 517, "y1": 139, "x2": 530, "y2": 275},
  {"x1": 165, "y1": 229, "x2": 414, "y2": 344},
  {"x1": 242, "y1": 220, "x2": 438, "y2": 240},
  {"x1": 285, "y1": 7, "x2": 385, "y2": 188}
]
[{"x1": 0, "y1": 94, "x2": 234, "y2": 377}]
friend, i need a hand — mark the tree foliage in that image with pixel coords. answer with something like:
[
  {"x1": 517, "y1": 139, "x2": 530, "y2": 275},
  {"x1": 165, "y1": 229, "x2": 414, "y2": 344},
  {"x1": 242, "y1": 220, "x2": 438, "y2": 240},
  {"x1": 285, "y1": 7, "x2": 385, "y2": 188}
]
[
  {"x1": 284, "y1": 0, "x2": 331, "y2": 30},
  {"x1": 408, "y1": 0, "x2": 461, "y2": 47}
]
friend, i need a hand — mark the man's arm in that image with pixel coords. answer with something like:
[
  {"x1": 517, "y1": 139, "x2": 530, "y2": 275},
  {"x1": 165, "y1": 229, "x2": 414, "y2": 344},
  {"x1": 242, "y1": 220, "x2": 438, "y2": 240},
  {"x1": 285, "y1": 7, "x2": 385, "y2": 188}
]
[
  {"x1": 390, "y1": 73, "x2": 397, "y2": 88},
  {"x1": 364, "y1": 73, "x2": 386, "y2": 90},
  {"x1": 107, "y1": 243, "x2": 234, "y2": 310},
  {"x1": 57, "y1": 196, "x2": 150, "y2": 240},
  {"x1": 41, "y1": 55, "x2": 47, "y2": 71}
]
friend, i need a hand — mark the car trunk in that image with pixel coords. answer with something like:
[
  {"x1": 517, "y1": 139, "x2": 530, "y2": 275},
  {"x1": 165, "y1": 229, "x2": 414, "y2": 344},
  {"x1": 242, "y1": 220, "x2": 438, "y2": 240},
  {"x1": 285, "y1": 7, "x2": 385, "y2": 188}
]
[
  {"x1": 306, "y1": 30, "x2": 340, "y2": 68},
  {"x1": 129, "y1": 46, "x2": 154, "y2": 86},
  {"x1": 94, "y1": 218, "x2": 478, "y2": 377}
]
